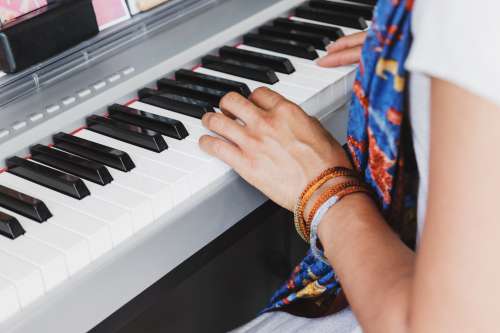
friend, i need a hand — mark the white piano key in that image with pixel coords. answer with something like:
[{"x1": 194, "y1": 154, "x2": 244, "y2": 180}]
[
  {"x1": 83, "y1": 181, "x2": 153, "y2": 232},
  {"x1": 41, "y1": 203, "x2": 112, "y2": 260},
  {"x1": 0, "y1": 251, "x2": 44, "y2": 307},
  {"x1": 0, "y1": 208, "x2": 91, "y2": 275},
  {"x1": 0, "y1": 173, "x2": 133, "y2": 246},
  {"x1": 0, "y1": 276, "x2": 20, "y2": 321},
  {"x1": 0, "y1": 236, "x2": 68, "y2": 291},
  {"x1": 107, "y1": 170, "x2": 174, "y2": 218},
  {"x1": 195, "y1": 67, "x2": 314, "y2": 103}
]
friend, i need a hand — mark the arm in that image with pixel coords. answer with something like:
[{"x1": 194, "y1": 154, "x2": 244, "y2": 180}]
[{"x1": 199, "y1": 79, "x2": 500, "y2": 332}]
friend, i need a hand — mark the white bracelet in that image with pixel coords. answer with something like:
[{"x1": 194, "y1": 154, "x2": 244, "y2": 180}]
[{"x1": 309, "y1": 195, "x2": 341, "y2": 263}]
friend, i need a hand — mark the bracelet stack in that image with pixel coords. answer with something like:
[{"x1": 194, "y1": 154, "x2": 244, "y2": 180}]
[{"x1": 293, "y1": 167, "x2": 371, "y2": 245}]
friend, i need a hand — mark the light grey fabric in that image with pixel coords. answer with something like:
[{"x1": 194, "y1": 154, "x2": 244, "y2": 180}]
[{"x1": 230, "y1": 308, "x2": 362, "y2": 333}]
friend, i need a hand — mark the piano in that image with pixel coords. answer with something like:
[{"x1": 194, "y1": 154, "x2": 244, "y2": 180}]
[{"x1": 0, "y1": 0, "x2": 373, "y2": 332}]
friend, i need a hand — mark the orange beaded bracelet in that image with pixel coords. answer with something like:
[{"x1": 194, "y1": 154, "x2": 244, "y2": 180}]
[{"x1": 293, "y1": 167, "x2": 358, "y2": 241}]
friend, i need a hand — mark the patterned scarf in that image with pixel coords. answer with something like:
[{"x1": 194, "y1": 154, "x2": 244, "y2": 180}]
[{"x1": 263, "y1": 0, "x2": 417, "y2": 316}]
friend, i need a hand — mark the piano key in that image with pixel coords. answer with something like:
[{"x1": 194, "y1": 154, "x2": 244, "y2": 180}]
[
  {"x1": 0, "y1": 208, "x2": 90, "y2": 275},
  {"x1": 219, "y1": 46, "x2": 295, "y2": 74},
  {"x1": 109, "y1": 103, "x2": 189, "y2": 140},
  {"x1": 53, "y1": 132, "x2": 135, "y2": 172},
  {"x1": 0, "y1": 173, "x2": 134, "y2": 246},
  {"x1": 294, "y1": 6, "x2": 368, "y2": 30},
  {"x1": 201, "y1": 55, "x2": 279, "y2": 84},
  {"x1": 139, "y1": 88, "x2": 215, "y2": 119},
  {"x1": 0, "y1": 235, "x2": 68, "y2": 291},
  {"x1": 76, "y1": 130, "x2": 200, "y2": 197},
  {"x1": 243, "y1": 33, "x2": 319, "y2": 60},
  {"x1": 0, "y1": 184, "x2": 52, "y2": 223},
  {"x1": 6, "y1": 157, "x2": 90, "y2": 200},
  {"x1": 258, "y1": 25, "x2": 331, "y2": 50},
  {"x1": 131, "y1": 102, "x2": 210, "y2": 138},
  {"x1": 238, "y1": 45, "x2": 352, "y2": 82},
  {"x1": 30, "y1": 144, "x2": 113, "y2": 186},
  {"x1": 81, "y1": 179, "x2": 153, "y2": 232},
  {"x1": 175, "y1": 69, "x2": 251, "y2": 97},
  {"x1": 290, "y1": 16, "x2": 363, "y2": 36},
  {"x1": 0, "y1": 251, "x2": 44, "y2": 307},
  {"x1": 86, "y1": 115, "x2": 168, "y2": 153},
  {"x1": 156, "y1": 79, "x2": 226, "y2": 108},
  {"x1": 104, "y1": 166, "x2": 177, "y2": 216},
  {"x1": 0, "y1": 211, "x2": 25, "y2": 240},
  {"x1": 196, "y1": 67, "x2": 315, "y2": 104},
  {"x1": 0, "y1": 276, "x2": 20, "y2": 322},
  {"x1": 309, "y1": 0, "x2": 374, "y2": 20},
  {"x1": 273, "y1": 17, "x2": 344, "y2": 41},
  {"x1": 24, "y1": 199, "x2": 112, "y2": 260}
]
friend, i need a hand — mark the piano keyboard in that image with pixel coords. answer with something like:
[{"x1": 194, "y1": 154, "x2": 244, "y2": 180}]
[{"x1": 0, "y1": 0, "x2": 373, "y2": 330}]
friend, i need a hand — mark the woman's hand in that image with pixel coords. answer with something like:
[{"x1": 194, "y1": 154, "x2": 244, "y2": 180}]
[
  {"x1": 317, "y1": 31, "x2": 367, "y2": 68},
  {"x1": 199, "y1": 87, "x2": 352, "y2": 211}
]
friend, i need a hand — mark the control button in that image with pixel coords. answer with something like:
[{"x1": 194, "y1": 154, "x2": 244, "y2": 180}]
[
  {"x1": 62, "y1": 96, "x2": 76, "y2": 106},
  {"x1": 0, "y1": 129, "x2": 10, "y2": 139},
  {"x1": 46, "y1": 104, "x2": 61, "y2": 114},
  {"x1": 108, "y1": 74, "x2": 121, "y2": 83},
  {"x1": 77, "y1": 89, "x2": 92, "y2": 98},
  {"x1": 122, "y1": 67, "x2": 135, "y2": 76},
  {"x1": 93, "y1": 81, "x2": 106, "y2": 90},
  {"x1": 12, "y1": 121, "x2": 27, "y2": 131},
  {"x1": 29, "y1": 113, "x2": 44, "y2": 123}
]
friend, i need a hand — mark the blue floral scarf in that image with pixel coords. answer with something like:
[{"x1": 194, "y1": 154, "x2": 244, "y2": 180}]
[{"x1": 263, "y1": 0, "x2": 417, "y2": 315}]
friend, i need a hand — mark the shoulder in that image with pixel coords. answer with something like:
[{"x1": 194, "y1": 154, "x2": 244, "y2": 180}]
[{"x1": 406, "y1": 0, "x2": 500, "y2": 107}]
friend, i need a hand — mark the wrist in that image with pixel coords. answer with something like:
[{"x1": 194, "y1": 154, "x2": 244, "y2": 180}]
[{"x1": 316, "y1": 191, "x2": 375, "y2": 243}]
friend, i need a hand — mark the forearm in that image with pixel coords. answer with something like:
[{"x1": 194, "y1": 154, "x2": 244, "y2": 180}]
[{"x1": 317, "y1": 193, "x2": 414, "y2": 333}]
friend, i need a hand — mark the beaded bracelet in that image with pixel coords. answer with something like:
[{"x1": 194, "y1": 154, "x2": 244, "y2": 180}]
[
  {"x1": 293, "y1": 167, "x2": 358, "y2": 241},
  {"x1": 309, "y1": 185, "x2": 372, "y2": 262},
  {"x1": 303, "y1": 180, "x2": 363, "y2": 241}
]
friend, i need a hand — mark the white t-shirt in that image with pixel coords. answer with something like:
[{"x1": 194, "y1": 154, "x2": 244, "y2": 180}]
[{"x1": 406, "y1": 0, "x2": 500, "y2": 242}]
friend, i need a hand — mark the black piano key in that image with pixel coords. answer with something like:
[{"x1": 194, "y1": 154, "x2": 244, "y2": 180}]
[
  {"x1": 175, "y1": 69, "x2": 251, "y2": 97},
  {"x1": 201, "y1": 55, "x2": 279, "y2": 84},
  {"x1": 295, "y1": 6, "x2": 368, "y2": 30},
  {"x1": 30, "y1": 145, "x2": 113, "y2": 186},
  {"x1": 86, "y1": 115, "x2": 168, "y2": 153},
  {"x1": 0, "y1": 212, "x2": 25, "y2": 240},
  {"x1": 53, "y1": 133, "x2": 135, "y2": 172},
  {"x1": 309, "y1": 0, "x2": 374, "y2": 20},
  {"x1": 139, "y1": 88, "x2": 215, "y2": 119},
  {"x1": 219, "y1": 46, "x2": 295, "y2": 74},
  {"x1": 156, "y1": 79, "x2": 225, "y2": 107},
  {"x1": 0, "y1": 184, "x2": 52, "y2": 223},
  {"x1": 243, "y1": 33, "x2": 319, "y2": 60},
  {"x1": 258, "y1": 25, "x2": 331, "y2": 51},
  {"x1": 6, "y1": 157, "x2": 90, "y2": 200},
  {"x1": 108, "y1": 104, "x2": 189, "y2": 140},
  {"x1": 273, "y1": 17, "x2": 344, "y2": 41}
]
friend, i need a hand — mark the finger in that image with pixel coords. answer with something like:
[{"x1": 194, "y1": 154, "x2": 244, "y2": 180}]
[
  {"x1": 316, "y1": 46, "x2": 363, "y2": 67},
  {"x1": 199, "y1": 135, "x2": 246, "y2": 171},
  {"x1": 201, "y1": 112, "x2": 248, "y2": 147},
  {"x1": 248, "y1": 87, "x2": 288, "y2": 111},
  {"x1": 219, "y1": 92, "x2": 262, "y2": 126},
  {"x1": 326, "y1": 31, "x2": 367, "y2": 53}
]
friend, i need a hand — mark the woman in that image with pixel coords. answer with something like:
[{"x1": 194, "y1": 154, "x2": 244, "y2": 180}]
[{"x1": 200, "y1": 0, "x2": 500, "y2": 331}]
